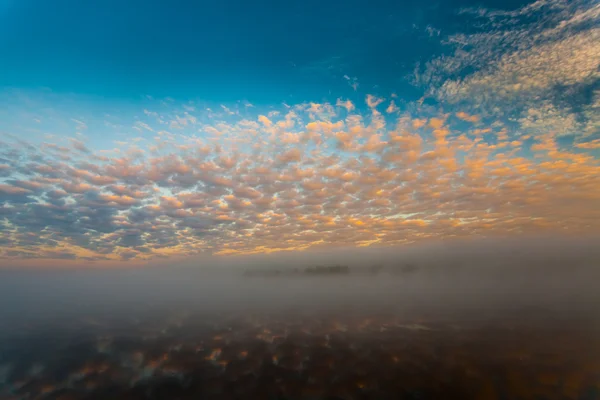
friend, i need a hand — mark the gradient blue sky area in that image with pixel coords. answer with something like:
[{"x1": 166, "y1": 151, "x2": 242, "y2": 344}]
[{"x1": 0, "y1": 0, "x2": 530, "y2": 103}]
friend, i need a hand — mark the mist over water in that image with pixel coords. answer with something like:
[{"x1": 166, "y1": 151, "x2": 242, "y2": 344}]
[
  {"x1": 1, "y1": 237, "x2": 600, "y2": 399},
  {"x1": 2, "y1": 236, "x2": 599, "y2": 329}
]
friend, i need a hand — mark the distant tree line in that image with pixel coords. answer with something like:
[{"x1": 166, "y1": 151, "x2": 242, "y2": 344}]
[
  {"x1": 243, "y1": 265, "x2": 350, "y2": 277},
  {"x1": 243, "y1": 263, "x2": 419, "y2": 277},
  {"x1": 304, "y1": 265, "x2": 350, "y2": 275}
]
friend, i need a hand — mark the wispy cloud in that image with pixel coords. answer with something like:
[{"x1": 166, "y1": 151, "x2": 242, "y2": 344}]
[{"x1": 415, "y1": 0, "x2": 599, "y2": 137}]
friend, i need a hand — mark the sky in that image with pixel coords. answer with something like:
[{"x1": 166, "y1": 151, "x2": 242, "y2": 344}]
[{"x1": 0, "y1": 0, "x2": 599, "y2": 267}]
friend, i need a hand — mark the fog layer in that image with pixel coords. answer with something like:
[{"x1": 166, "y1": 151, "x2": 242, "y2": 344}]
[{"x1": 1, "y1": 236, "x2": 599, "y2": 330}]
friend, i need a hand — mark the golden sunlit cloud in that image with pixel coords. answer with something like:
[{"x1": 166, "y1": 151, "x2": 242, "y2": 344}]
[{"x1": 1, "y1": 94, "x2": 599, "y2": 265}]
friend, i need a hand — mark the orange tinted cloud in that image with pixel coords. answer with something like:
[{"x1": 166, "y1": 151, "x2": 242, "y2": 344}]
[
  {"x1": 1, "y1": 94, "x2": 599, "y2": 264},
  {"x1": 456, "y1": 111, "x2": 480, "y2": 123}
]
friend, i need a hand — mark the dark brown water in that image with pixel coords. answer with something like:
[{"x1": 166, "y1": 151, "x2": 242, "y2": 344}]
[
  {"x1": 1, "y1": 305, "x2": 599, "y2": 400},
  {"x1": 1, "y1": 265, "x2": 599, "y2": 399}
]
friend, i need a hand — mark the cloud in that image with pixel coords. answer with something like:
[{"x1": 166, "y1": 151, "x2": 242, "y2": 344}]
[
  {"x1": 71, "y1": 118, "x2": 88, "y2": 131},
  {"x1": 61, "y1": 181, "x2": 93, "y2": 194},
  {"x1": 456, "y1": 112, "x2": 479, "y2": 123},
  {"x1": 343, "y1": 75, "x2": 359, "y2": 91},
  {"x1": 425, "y1": 25, "x2": 440, "y2": 37},
  {"x1": 1, "y1": 90, "x2": 599, "y2": 264},
  {"x1": 0, "y1": 183, "x2": 31, "y2": 195},
  {"x1": 276, "y1": 148, "x2": 303, "y2": 164},
  {"x1": 336, "y1": 98, "x2": 355, "y2": 112},
  {"x1": 411, "y1": 119, "x2": 427, "y2": 129},
  {"x1": 415, "y1": 0, "x2": 599, "y2": 137},
  {"x1": 575, "y1": 139, "x2": 600, "y2": 149},
  {"x1": 69, "y1": 138, "x2": 90, "y2": 153},
  {"x1": 258, "y1": 115, "x2": 273, "y2": 127},
  {"x1": 366, "y1": 95, "x2": 385, "y2": 109},
  {"x1": 98, "y1": 194, "x2": 139, "y2": 206},
  {"x1": 386, "y1": 101, "x2": 399, "y2": 114},
  {"x1": 428, "y1": 117, "x2": 446, "y2": 130}
]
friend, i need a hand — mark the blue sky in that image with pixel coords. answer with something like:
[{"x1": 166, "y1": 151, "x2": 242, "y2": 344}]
[
  {"x1": 0, "y1": 0, "x2": 530, "y2": 103},
  {"x1": 0, "y1": 0, "x2": 598, "y2": 266}
]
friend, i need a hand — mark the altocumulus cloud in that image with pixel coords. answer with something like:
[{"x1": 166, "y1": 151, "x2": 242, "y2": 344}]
[{"x1": 0, "y1": 93, "x2": 599, "y2": 266}]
